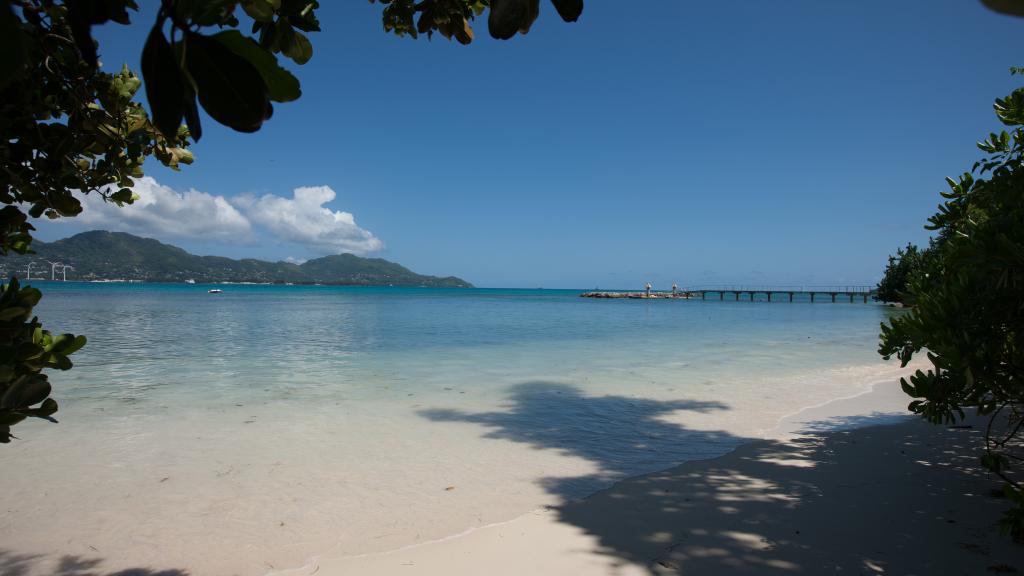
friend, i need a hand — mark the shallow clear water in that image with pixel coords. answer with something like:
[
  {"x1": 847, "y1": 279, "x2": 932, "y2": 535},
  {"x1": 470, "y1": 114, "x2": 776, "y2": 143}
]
[
  {"x1": 0, "y1": 283, "x2": 909, "y2": 575},
  {"x1": 36, "y1": 283, "x2": 893, "y2": 412}
]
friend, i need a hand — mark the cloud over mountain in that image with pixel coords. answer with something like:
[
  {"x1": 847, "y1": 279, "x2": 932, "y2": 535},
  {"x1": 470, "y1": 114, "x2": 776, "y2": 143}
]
[
  {"x1": 60, "y1": 178, "x2": 383, "y2": 256},
  {"x1": 74, "y1": 177, "x2": 253, "y2": 242},
  {"x1": 232, "y1": 186, "x2": 383, "y2": 255}
]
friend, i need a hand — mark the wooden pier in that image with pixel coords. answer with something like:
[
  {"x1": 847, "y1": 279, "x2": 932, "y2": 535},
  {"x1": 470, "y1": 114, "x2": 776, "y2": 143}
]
[{"x1": 582, "y1": 285, "x2": 875, "y2": 303}]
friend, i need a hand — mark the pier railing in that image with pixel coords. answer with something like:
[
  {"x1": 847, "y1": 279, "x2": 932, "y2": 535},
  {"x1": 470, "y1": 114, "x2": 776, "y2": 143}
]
[
  {"x1": 681, "y1": 285, "x2": 875, "y2": 294},
  {"x1": 684, "y1": 285, "x2": 876, "y2": 303},
  {"x1": 581, "y1": 285, "x2": 878, "y2": 303}
]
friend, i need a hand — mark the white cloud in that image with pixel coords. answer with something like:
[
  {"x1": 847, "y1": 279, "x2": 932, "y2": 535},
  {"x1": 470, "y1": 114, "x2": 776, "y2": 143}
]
[
  {"x1": 233, "y1": 186, "x2": 383, "y2": 255},
  {"x1": 284, "y1": 256, "x2": 308, "y2": 265},
  {"x1": 50, "y1": 178, "x2": 383, "y2": 256},
  {"x1": 72, "y1": 176, "x2": 253, "y2": 242}
]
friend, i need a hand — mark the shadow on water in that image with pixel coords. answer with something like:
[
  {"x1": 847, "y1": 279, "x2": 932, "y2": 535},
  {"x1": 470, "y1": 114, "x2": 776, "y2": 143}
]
[
  {"x1": 0, "y1": 550, "x2": 188, "y2": 576},
  {"x1": 420, "y1": 383, "x2": 1022, "y2": 574}
]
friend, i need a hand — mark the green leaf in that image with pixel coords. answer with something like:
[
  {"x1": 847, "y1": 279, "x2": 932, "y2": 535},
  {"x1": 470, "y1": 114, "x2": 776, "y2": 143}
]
[
  {"x1": 52, "y1": 334, "x2": 87, "y2": 356},
  {"x1": 212, "y1": 30, "x2": 301, "y2": 102},
  {"x1": 67, "y1": 0, "x2": 100, "y2": 67},
  {"x1": 183, "y1": 0, "x2": 239, "y2": 26},
  {"x1": 0, "y1": 412, "x2": 28, "y2": 427},
  {"x1": 0, "y1": 2, "x2": 28, "y2": 89},
  {"x1": 549, "y1": 0, "x2": 583, "y2": 22},
  {"x1": 242, "y1": 0, "x2": 276, "y2": 22},
  {"x1": 16, "y1": 287, "x2": 41, "y2": 307},
  {"x1": 185, "y1": 32, "x2": 272, "y2": 133},
  {"x1": 141, "y1": 23, "x2": 186, "y2": 140},
  {"x1": 1, "y1": 377, "x2": 51, "y2": 410},
  {"x1": 282, "y1": 30, "x2": 313, "y2": 64},
  {"x1": 0, "y1": 306, "x2": 27, "y2": 321},
  {"x1": 980, "y1": 0, "x2": 1024, "y2": 17},
  {"x1": 183, "y1": 83, "x2": 203, "y2": 141},
  {"x1": 488, "y1": 0, "x2": 536, "y2": 39}
]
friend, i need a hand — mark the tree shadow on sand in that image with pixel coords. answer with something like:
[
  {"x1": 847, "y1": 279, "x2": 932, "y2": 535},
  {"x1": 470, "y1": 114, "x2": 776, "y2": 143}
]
[
  {"x1": 420, "y1": 381, "x2": 742, "y2": 499},
  {"x1": 420, "y1": 382, "x2": 1022, "y2": 574},
  {"x1": 0, "y1": 550, "x2": 188, "y2": 576}
]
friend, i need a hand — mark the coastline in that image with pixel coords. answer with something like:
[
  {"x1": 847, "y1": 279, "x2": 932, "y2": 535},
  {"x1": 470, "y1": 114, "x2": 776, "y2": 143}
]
[
  {"x1": 268, "y1": 371, "x2": 1015, "y2": 576},
  {"x1": 0, "y1": 287, "x2": 941, "y2": 576}
]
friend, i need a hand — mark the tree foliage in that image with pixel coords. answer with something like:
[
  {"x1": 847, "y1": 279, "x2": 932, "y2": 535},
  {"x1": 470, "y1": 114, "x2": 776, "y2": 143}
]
[
  {"x1": 0, "y1": 0, "x2": 324, "y2": 256},
  {"x1": 371, "y1": 0, "x2": 582, "y2": 43},
  {"x1": 879, "y1": 78, "x2": 1024, "y2": 541},
  {"x1": 876, "y1": 243, "x2": 924, "y2": 304},
  {"x1": 0, "y1": 0, "x2": 323, "y2": 440},
  {"x1": 875, "y1": 241, "x2": 942, "y2": 305},
  {"x1": 0, "y1": 278, "x2": 85, "y2": 442}
]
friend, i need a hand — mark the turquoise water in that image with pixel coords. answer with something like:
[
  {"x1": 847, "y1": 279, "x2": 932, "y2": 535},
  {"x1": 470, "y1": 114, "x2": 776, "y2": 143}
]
[
  {"x1": 1, "y1": 282, "x2": 910, "y2": 575},
  {"x1": 36, "y1": 282, "x2": 895, "y2": 412}
]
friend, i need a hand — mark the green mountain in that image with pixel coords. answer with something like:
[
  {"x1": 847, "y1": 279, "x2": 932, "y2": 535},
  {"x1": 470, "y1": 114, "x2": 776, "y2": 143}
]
[{"x1": 4, "y1": 231, "x2": 473, "y2": 287}]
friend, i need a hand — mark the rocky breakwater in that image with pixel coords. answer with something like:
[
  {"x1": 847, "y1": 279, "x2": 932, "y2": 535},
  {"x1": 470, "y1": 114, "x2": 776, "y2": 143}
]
[{"x1": 580, "y1": 291, "x2": 692, "y2": 299}]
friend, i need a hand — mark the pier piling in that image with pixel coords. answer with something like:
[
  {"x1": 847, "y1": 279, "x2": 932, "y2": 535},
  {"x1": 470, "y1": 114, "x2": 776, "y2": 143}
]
[{"x1": 581, "y1": 286, "x2": 874, "y2": 303}]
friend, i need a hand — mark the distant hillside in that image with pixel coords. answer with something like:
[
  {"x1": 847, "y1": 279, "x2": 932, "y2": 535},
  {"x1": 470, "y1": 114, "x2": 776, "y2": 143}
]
[{"x1": 4, "y1": 231, "x2": 473, "y2": 287}]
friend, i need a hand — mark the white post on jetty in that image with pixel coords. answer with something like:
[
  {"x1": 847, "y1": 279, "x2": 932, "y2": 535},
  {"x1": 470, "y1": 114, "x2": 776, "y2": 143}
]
[
  {"x1": 645, "y1": 282, "x2": 652, "y2": 298},
  {"x1": 47, "y1": 261, "x2": 62, "y2": 281}
]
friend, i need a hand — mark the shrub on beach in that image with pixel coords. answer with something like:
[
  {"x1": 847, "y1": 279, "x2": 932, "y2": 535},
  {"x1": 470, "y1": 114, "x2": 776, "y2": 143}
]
[
  {"x1": 879, "y1": 77, "x2": 1024, "y2": 541},
  {"x1": 0, "y1": 278, "x2": 85, "y2": 442},
  {"x1": 875, "y1": 243, "x2": 930, "y2": 305}
]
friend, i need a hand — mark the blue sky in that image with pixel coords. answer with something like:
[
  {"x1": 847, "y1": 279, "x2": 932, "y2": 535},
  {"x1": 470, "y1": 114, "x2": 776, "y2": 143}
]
[{"x1": 32, "y1": 1, "x2": 1023, "y2": 288}]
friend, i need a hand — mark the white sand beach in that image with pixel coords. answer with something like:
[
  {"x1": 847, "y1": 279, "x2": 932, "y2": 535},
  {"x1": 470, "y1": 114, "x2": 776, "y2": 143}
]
[
  {"x1": 277, "y1": 382, "x2": 1023, "y2": 576},
  {"x1": 2, "y1": 289, "x2": 1018, "y2": 576},
  {"x1": 6, "y1": 366, "x2": 1020, "y2": 576}
]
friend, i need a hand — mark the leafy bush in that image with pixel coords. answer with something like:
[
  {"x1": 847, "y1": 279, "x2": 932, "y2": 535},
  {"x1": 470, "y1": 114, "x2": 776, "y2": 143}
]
[
  {"x1": 876, "y1": 241, "x2": 943, "y2": 305},
  {"x1": 880, "y1": 80, "x2": 1024, "y2": 541},
  {"x1": 876, "y1": 243, "x2": 924, "y2": 304},
  {"x1": 0, "y1": 278, "x2": 85, "y2": 442},
  {"x1": 0, "y1": 0, "x2": 326, "y2": 441}
]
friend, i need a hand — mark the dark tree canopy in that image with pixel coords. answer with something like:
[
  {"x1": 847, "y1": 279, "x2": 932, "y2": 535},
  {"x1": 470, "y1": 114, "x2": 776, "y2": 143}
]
[
  {"x1": 875, "y1": 241, "x2": 943, "y2": 305},
  {"x1": 880, "y1": 80, "x2": 1024, "y2": 540},
  {"x1": 875, "y1": 243, "x2": 925, "y2": 305},
  {"x1": 372, "y1": 0, "x2": 582, "y2": 43}
]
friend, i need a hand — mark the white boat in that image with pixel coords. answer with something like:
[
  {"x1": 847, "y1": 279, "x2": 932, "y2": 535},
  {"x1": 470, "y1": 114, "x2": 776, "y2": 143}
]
[
  {"x1": 208, "y1": 289, "x2": 223, "y2": 294},
  {"x1": 185, "y1": 279, "x2": 196, "y2": 284}
]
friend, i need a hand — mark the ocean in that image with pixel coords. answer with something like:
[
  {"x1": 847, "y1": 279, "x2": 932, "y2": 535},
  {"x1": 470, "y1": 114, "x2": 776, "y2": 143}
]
[{"x1": 0, "y1": 283, "x2": 912, "y2": 575}]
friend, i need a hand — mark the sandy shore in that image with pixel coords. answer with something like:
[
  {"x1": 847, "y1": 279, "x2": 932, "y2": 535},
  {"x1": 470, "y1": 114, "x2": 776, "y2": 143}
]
[
  {"x1": 281, "y1": 386, "x2": 1023, "y2": 575},
  {"x1": 4, "y1": 374, "x2": 1019, "y2": 575}
]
